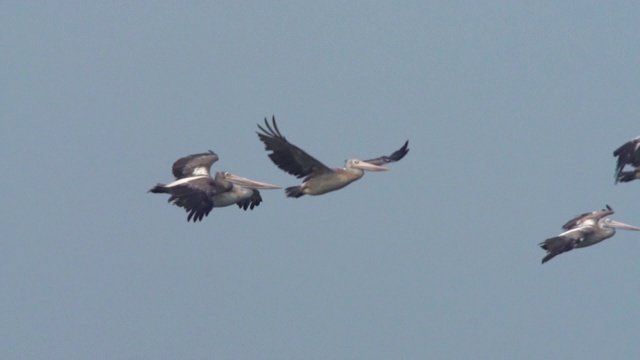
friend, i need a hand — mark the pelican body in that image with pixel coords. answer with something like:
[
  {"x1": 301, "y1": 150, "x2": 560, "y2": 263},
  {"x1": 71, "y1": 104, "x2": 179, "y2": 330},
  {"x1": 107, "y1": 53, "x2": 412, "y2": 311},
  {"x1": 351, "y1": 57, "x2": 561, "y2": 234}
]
[
  {"x1": 613, "y1": 136, "x2": 640, "y2": 183},
  {"x1": 257, "y1": 116, "x2": 409, "y2": 198},
  {"x1": 285, "y1": 159, "x2": 388, "y2": 197},
  {"x1": 149, "y1": 151, "x2": 280, "y2": 222},
  {"x1": 539, "y1": 205, "x2": 640, "y2": 263}
]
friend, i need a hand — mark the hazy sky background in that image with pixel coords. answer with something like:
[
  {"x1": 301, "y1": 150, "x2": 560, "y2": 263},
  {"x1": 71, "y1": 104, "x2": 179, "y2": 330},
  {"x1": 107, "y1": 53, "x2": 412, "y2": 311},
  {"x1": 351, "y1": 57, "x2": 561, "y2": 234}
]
[{"x1": 4, "y1": 2, "x2": 640, "y2": 359}]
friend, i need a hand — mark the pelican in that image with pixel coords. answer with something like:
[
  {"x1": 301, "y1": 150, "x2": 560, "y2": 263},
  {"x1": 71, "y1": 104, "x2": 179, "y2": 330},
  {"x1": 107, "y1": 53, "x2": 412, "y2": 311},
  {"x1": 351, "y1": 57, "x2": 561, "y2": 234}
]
[
  {"x1": 257, "y1": 116, "x2": 409, "y2": 198},
  {"x1": 539, "y1": 205, "x2": 640, "y2": 264},
  {"x1": 148, "y1": 151, "x2": 281, "y2": 222},
  {"x1": 613, "y1": 135, "x2": 640, "y2": 183}
]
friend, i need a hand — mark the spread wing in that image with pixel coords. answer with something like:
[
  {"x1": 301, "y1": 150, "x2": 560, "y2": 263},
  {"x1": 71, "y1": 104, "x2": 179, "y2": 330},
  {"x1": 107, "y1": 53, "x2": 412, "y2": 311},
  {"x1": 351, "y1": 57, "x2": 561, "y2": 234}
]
[
  {"x1": 613, "y1": 136, "x2": 640, "y2": 183},
  {"x1": 539, "y1": 227, "x2": 594, "y2": 264},
  {"x1": 363, "y1": 140, "x2": 410, "y2": 166},
  {"x1": 166, "y1": 178, "x2": 226, "y2": 222},
  {"x1": 257, "y1": 116, "x2": 332, "y2": 180},
  {"x1": 172, "y1": 151, "x2": 219, "y2": 179},
  {"x1": 561, "y1": 206, "x2": 613, "y2": 230}
]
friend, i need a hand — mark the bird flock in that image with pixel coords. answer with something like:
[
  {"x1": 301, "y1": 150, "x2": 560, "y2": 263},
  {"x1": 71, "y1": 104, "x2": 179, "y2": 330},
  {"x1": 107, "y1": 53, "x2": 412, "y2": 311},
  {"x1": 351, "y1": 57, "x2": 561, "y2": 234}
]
[
  {"x1": 539, "y1": 136, "x2": 640, "y2": 263},
  {"x1": 149, "y1": 120, "x2": 640, "y2": 264},
  {"x1": 149, "y1": 116, "x2": 408, "y2": 219}
]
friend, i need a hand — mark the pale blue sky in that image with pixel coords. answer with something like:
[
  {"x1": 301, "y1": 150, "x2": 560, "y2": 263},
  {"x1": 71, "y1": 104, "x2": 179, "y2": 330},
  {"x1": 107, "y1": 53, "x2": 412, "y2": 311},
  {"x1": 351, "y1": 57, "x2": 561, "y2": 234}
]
[{"x1": 3, "y1": 2, "x2": 640, "y2": 359}]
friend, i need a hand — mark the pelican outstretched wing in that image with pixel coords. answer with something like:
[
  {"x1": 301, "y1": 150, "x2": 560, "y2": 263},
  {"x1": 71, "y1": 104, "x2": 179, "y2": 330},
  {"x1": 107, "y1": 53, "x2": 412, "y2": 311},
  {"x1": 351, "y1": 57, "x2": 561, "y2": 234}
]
[
  {"x1": 171, "y1": 151, "x2": 219, "y2": 179},
  {"x1": 539, "y1": 227, "x2": 595, "y2": 264},
  {"x1": 168, "y1": 190, "x2": 214, "y2": 222},
  {"x1": 165, "y1": 177, "x2": 226, "y2": 222},
  {"x1": 257, "y1": 116, "x2": 332, "y2": 179},
  {"x1": 561, "y1": 205, "x2": 613, "y2": 230},
  {"x1": 363, "y1": 140, "x2": 409, "y2": 166}
]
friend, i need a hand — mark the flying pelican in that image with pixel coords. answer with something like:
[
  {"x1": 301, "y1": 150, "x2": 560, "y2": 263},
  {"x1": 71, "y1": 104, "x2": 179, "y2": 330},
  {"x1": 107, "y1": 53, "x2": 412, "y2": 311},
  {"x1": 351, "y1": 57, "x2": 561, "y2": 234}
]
[
  {"x1": 613, "y1": 135, "x2": 640, "y2": 183},
  {"x1": 148, "y1": 151, "x2": 281, "y2": 222},
  {"x1": 257, "y1": 116, "x2": 409, "y2": 198},
  {"x1": 539, "y1": 205, "x2": 640, "y2": 264}
]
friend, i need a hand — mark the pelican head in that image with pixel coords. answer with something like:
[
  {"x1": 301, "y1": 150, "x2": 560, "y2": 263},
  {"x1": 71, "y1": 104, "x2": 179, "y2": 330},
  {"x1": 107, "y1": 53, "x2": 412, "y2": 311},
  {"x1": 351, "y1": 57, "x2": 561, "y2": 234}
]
[
  {"x1": 601, "y1": 218, "x2": 640, "y2": 231},
  {"x1": 345, "y1": 159, "x2": 389, "y2": 172},
  {"x1": 216, "y1": 171, "x2": 281, "y2": 189}
]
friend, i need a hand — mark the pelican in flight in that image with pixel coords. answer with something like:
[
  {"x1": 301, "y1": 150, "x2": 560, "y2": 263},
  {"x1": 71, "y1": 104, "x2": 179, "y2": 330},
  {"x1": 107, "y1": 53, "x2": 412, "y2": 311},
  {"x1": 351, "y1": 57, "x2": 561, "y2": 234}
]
[
  {"x1": 613, "y1": 135, "x2": 640, "y2": 183},
  {"x1": 257, "y1": 116, "x2": 409, "y2": 198},
  {"x1": 539, "y1": 205, "x2": 640, "y2": 264},
  {"x1": 149, "y1": 151, "x2": 281, "y2": 222}
]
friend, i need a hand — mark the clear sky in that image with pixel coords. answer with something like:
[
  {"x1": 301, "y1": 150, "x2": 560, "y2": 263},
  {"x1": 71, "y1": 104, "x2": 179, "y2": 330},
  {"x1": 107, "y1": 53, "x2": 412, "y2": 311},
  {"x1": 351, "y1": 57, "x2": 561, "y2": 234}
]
[{"x1": 4, "y1": 2, "x2": 640, "y2": 359}]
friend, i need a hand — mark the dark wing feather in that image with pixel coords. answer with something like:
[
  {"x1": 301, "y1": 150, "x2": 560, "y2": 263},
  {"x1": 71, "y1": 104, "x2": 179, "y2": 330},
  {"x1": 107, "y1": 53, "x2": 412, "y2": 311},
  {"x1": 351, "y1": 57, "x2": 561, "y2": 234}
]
[
  {"x1": 236, "y1": 189, "x2": 263, "y2": 210},
  {"x1": 257, "y1": 116, "x2": 332, "y2": 179},
  {"x1": 166, "y1": 178, "x2": 226, "y2": 222},
  {"x1": 540, "y1": 236, "x2": 580, "y2": 264},
  {"x1": 613, "y1": 136, "x2": 640, "y2": 183},
  {"x1": 539, "y1": 227, "x2": 592, "y2": 264},
  {"x1": 363, "y1": 140, "x2": 409, "y2": 166},
  {"x1": 617, "y1": 169, "x2": 640, "y2": 183},
  {"x1": 172, "y1": 151, "x2": 219, "y2": 179},
  {"x1": 169, "y1": 190, "x2": 214, "y2": 222}
]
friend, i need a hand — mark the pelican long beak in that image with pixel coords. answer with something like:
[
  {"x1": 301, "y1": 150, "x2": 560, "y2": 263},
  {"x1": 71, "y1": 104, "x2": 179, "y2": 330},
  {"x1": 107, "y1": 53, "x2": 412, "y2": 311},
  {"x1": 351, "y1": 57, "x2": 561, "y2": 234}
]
[
  {"x1": 609, "y1": 219, "x2": 640, "y2": 231},
  {"x1": 353, "y1": 160, "x2": 389, "y2": 172},
  {"x1": 224, "y1": 173, "x2": 282, "y2": 189}
]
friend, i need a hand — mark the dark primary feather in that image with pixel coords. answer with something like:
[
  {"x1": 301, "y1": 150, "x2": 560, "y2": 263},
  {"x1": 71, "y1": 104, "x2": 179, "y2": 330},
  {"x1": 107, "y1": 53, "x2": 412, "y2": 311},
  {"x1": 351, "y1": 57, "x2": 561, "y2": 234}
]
[
  {"x1": 613, "y1": 137, "x2": 640, "y2": 183},
  {"x1": 171, "y1": 150, "x2": 219, "y2": 179},
  {"x1": 169, "y1": 189, "x2": 214, "y2": 222},
  {"x1": 539, "y1": 226, "x2": 597, "y2": 264},
  {"x1": 257, "y1": 116, "x2": 332, "y2": 179},
  {"x1": 165, "y1": 178, "x2": 225, "y2": 222},
  {"x1": 617, "y1": 170, "x2": 640, "y2": 183},
  {"x1": 149, "y1": 177, "x2": 228, "y2": 222},
  {"x1": 236, "y1": 190, "x2": 263, "y2": 210},
  {"x1": 363, "y1": 140, "x2": 410, "y2": 165},
  {"x1": 539, "y1": 235, "x2": 582, "y2": 264}
]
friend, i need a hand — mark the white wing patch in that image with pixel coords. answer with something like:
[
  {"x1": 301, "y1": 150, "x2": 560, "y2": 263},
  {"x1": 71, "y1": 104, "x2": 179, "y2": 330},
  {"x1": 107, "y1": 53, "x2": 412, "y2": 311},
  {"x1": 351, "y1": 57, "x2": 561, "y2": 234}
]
[
  {"x1": 166, "y1": 176, "x2": 208, "y2": 188},
  {"x1": 192, "y1": 166, "x2": 210, "y2": 176},
  {"x1": 558, "y1": 227, "x2": 588, "y2": 239}
]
